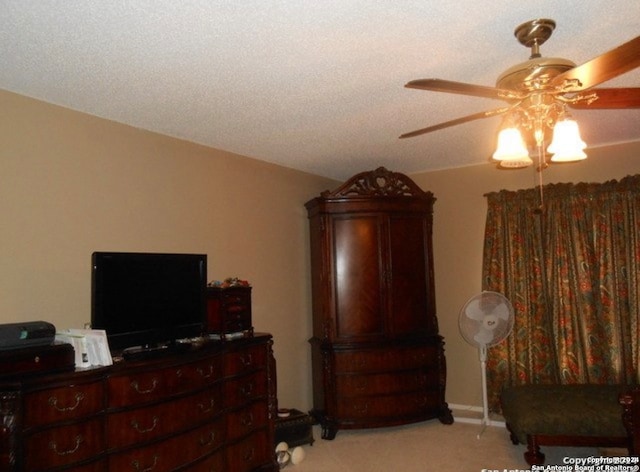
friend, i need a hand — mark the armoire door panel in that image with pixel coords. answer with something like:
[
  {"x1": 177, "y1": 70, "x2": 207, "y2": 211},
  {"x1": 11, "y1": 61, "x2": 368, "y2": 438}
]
[
  {"x1": 387, "y1": 216, "x2": 433, "y2": 336},
  {"x1": 333, "y1": 216, "x2": 385, "y2": 339}
]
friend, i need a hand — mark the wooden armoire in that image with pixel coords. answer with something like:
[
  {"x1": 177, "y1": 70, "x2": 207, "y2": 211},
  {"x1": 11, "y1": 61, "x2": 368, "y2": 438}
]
[{"x1": 305, "y1": 167, "x2": 453, "y2": 439}]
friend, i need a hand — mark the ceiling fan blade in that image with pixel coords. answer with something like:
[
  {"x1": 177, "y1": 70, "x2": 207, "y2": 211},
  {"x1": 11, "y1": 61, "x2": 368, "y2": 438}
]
[
  {"x1": 551, "y1": 35, "x2": 640, "y2": 92},
  {"x1": 405, "y1": 79, "x2": 522, "y2": 101},
  {"x1": 399, "y1": 107, "x2": 510, "y2": 139},
  {"x1": 568, "y1": 88, "x2": 640, "y2": 109}
]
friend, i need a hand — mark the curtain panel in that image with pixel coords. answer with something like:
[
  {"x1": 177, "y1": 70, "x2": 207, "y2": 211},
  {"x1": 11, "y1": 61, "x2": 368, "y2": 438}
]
[{"x1": 482, "y1": 174, "x2": 640, "y2": 413}]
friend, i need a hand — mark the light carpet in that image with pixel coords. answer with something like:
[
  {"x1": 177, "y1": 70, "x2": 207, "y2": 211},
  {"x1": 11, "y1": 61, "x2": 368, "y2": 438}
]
[{"x1": 285, "y1": 420, "x2": 608, "y2": 472}]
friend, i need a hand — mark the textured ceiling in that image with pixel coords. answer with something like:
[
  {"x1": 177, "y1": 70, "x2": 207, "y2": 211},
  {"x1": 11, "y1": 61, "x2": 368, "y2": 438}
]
[{"x1": 1, "y1": 1, "x2": 639, "y2": 180}]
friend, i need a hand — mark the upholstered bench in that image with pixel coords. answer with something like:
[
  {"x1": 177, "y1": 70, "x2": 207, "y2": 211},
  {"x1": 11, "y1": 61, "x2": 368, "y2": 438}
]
[{"x1": 501, "y1": 384, "x2": 629, "y2": 465}]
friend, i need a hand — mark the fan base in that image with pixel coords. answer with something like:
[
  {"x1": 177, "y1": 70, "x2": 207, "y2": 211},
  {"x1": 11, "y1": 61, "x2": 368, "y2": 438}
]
[{"x1": 514, "y1": 19, "x2": 556, "y2": 50}]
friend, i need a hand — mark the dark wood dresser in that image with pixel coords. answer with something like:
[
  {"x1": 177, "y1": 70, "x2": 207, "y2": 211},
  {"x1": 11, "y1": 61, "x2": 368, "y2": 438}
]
[
  {"x1": 305, "y1": 167, "x2": 453, "y2": 439},
  {"x1": 0, "y1": 334, "x2": 278, "y2": 471}
]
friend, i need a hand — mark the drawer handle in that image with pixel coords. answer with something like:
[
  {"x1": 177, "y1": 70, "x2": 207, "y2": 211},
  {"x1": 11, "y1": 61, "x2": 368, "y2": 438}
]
[
  {"x1": 240, "y1": 382, "x2": 254, "y2": 397},
  {"x1": 199, "y1": 430, "x2": 216, "y2": 447},
  {"x1": 49, "y1": 435, "x2": 82, "y2": 456},
  {"x1": 353, "y1": 403, "x2": 369, "y2": 414},
  {"x1": 48, "y1": 392, "x2": 85, "y2": 412},
  {"x1": 198, "y1": 398, "x2": 217, "y2": 413},
  {"x1": 197, "y1": 365, "x2": 215, "y2": 378},
  {"x1": 240, "y1": 354, "x2": 253, "y2": 366},
  {"x1": 242, "y1": 447, "x2": 255, "y2": 462},
  {"x1": 240, "y1": 412, "x2": 254, "y2": 427},
  {"x1": 132, "y1": 454, "x2": 158, "y2": 472},
  {"x1": 131, "y1": 416, "x2": 159, "y2": 434},
  {"x1": 131, "y1": 378, "x2": 158, "y2": 394},
  {"x1": 413, "y1": 353, "x2": 428, "y2": 362},
  {"x1": 354, "y1": 379, "x2": 367, "y2": 391}
]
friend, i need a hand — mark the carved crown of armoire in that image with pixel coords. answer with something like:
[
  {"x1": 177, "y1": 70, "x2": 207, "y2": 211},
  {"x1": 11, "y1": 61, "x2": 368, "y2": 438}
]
[{"x1": 305, "y1": 167, "x2": 453, "y2": 440}]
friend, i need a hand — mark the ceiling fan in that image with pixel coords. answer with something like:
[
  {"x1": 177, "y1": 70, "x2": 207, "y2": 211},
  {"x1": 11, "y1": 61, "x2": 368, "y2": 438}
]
[{"x1": 400, "y1": 19, "x2": 640, "y2": 162}]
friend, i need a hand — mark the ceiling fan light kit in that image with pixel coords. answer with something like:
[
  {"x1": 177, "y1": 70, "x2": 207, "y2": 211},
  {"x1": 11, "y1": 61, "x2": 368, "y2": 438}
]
[
  {"x1": 547, "y1": 119, "x2": 587, "y2": 162},
  {"x1": 492, "y1": 127, "x2": 532, "y2": 168},
  {"x1": 402, "y1": 18, "x2": 640, "y2": 171}
]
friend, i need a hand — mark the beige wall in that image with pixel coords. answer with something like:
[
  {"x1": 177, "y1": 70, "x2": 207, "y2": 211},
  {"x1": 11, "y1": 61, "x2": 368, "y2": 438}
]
[
  {"x1": 0, "y1": 89, "x2": 337, "y2": 409},
  {"x1": 2, "y1": 88, "x2": 639, "y2": 412},
  {"x1": 411, "y1": 143, "x2": 640, "y2": 407}
]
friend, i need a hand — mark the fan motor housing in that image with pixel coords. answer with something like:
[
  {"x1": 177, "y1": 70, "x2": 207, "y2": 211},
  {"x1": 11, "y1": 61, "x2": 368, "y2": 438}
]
[{"x1": 496, "y1": 57, "x2": 576, "y2": 92}]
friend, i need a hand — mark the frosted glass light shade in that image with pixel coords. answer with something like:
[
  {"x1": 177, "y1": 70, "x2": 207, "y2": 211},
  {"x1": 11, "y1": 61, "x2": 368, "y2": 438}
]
[
  {"x1": 547, "y1": 119, "x2": 587, "y2": 162},
  {"x1": 498, "y1": 156, "x2": 534, "y2": 168},
  {"x1": 492, "y1": 127, "x2": 531, "y2": 167}
]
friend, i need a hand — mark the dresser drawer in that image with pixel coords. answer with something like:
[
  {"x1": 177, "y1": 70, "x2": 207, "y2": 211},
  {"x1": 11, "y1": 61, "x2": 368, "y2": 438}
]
[
  {"x1": 108, "y1": 355, "x2": 223, "y2": 408},
  {"x1": 224, "y1": 344, "x2": 267, "y2": 377},
  {"x1": 23, "y1": 379, "x2": 104, "y2": 428},
  {"x1": 24, "y1": 417, "x2": 104, "y2": 471},
  {"x1": 182, "y1": 449, "x2": 225, "y2": 472},
  {"x1": 223, "y1": 369, "x2": 267, "y2": 408},
  {"x1": 178, "y1": 355, "x2": 224, "y2": 390},
  {"x1": 226, "y1": 428, "x2": 270, "y2": 472},
  {"x1": 61, "y1": 459, "x2": 107, "y2": 472},
  {"x1": 335, "y1": 390, "x2": 441, "y2": 419},
  {"x1": 333, "y1": 345, "x2": 438, "y2": 373},
  {"x1": 108, "y1": 418, "x2": 225, "y2": 472},
  {"x1": 335, "y1": 368, "x2": 440, "y2": 397},
  {"x1": 108, "y1": 366, "x2": 181, "y2": 407},
  {"x1": 107, "y1": 389, "x2": 224, "y2": 448},
  {"x1": 227, "y1": 400, "x2": 269, "y2": 441}
]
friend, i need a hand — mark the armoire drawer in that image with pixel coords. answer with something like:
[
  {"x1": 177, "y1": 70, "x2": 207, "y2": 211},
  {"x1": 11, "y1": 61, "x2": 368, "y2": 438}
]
[
  {"x1": 335, "y1": 368, "x2": 440, "y2": 397},
  {"x1": 23, "y1": 417, "x2": 105, "y2": 471},
  {"x1": 335, "y1": 390, "x2": 441, "y2": 419},
  {"x1": 23, "y1": 379, "x2": 104, "y2": 428},
  {"x1": 333, "y1": 345, "x2": 438, "y2": 374}
]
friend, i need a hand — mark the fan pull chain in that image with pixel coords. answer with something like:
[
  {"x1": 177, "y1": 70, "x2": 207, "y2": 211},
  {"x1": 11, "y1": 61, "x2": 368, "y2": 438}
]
[{"x1": 535, "y1": 142, "x2": 545, "y2": 213}]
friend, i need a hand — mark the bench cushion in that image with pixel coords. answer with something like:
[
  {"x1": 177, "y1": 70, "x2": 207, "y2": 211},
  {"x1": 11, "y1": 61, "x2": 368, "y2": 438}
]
[{"x1": 501, "y1": 384, "x2": 627, "y2": 444}]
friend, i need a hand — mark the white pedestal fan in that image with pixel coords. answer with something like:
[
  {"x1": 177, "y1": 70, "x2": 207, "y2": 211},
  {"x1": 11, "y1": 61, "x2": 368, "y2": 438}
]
[{"x1": 458, "y1": 291, "x2": 514, "y2": 438}]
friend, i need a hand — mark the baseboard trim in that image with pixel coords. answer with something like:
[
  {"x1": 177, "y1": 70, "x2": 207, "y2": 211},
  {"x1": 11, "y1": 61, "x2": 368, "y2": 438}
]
[
  {"x1": 448, "y1": 403, "x2": 506, "y2": 428},
  {"x1": 449, "y1": 403, "x2": 483, "y2": 413}
]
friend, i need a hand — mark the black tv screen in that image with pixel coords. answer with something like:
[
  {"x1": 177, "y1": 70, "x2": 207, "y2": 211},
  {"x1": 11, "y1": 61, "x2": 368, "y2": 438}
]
[{"x1": 91, "y1": 251, "x2": 207, "y2": 353}]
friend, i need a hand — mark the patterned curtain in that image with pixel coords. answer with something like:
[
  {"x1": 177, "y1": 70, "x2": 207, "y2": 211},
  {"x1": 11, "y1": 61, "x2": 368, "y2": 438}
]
[{"x1": 482, "y1": 174, "x2": 640, "y2": 412}]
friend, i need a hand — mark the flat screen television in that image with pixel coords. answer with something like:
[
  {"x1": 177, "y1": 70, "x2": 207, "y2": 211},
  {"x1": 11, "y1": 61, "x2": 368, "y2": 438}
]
[{"x1": 91, "y1": 251, "x2": 207, "y2": 353}]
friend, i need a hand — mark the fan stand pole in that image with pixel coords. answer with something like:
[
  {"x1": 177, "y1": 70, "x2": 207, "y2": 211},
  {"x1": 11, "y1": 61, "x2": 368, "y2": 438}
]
[{"x1": 478, "y1": 344, "x2": 490, "y2": 439}]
